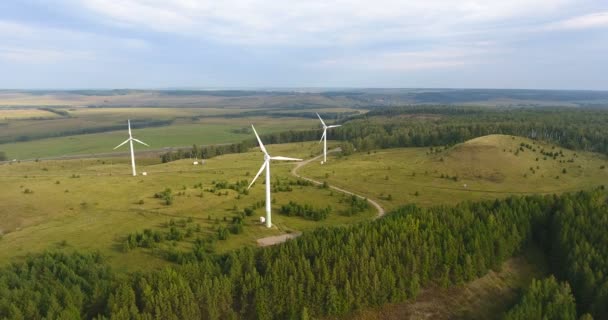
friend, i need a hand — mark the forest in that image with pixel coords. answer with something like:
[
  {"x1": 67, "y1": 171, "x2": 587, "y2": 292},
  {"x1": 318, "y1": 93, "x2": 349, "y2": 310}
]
[{"x1": 0, "y1": 189, "x2": 606, "y2": 319}]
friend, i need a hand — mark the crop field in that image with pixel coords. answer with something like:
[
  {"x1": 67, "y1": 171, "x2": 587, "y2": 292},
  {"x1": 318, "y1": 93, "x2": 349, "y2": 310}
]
[
  {"x1": 0, "y1": 117, "x2": 317, "y2": 159},
  {"x1": 0, "y1": 141, "x2": 374, "y2": 272},
  {"x1": 0, "y1": 108, "x2": 61, "y2": 120},
  {"x1": 0, "y1": 103, "x2": 360, "y2": 159},
  {"x1": 301, "y1": 135, "x2": 608, "y2": 211}
]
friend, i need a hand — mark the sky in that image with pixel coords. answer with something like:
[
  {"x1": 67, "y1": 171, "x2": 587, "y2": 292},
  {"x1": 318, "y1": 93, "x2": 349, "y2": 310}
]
[{"x1": 0, "y1": 0, "x2": 607, "y2": 90}]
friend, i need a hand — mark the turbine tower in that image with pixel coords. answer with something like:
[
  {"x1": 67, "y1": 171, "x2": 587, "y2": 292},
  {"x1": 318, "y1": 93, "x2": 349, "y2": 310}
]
[
  {"x1": 316, "y1": 113, "x2": 341, "y2": 164},
  {"x1": 114, "y1": 120, "x2": 149, "y2": 176},
  {"x1": 248, "y1": 125, "x2": 301, "y2": 228}
]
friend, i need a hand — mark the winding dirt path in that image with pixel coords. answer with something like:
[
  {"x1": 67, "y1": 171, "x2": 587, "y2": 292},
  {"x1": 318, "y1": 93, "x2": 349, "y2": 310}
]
[
  {"x1": 256, "y1": 149, "x2": 386, "y2": 246},
  {"x1": 291, "y1": 148, "x2": 385, "y2": 218}
]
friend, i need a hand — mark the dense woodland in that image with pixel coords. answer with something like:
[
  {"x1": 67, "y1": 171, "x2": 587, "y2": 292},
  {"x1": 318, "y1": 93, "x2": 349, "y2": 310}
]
[{"x1": 1, "y1": 189, "x2": 606, "y2": 319}]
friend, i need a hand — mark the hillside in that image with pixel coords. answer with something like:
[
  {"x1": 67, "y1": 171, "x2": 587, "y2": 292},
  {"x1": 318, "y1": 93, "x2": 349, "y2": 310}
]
[{"x1": 300, "y1": 134, "x2": 608, "y2": 210}]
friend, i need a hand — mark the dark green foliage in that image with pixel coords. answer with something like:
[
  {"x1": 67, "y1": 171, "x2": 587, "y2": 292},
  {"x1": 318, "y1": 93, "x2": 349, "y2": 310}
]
[
  {"x1": 545, "y1": 191, "x2": 608, "y2": 318},
  {"x1": 38, "y1": 107, "x2": 70, "y2": 117},
  {"x1": 341, "y1": 195, "x2": 370, "y2": 216},
  {"x1": 504, "y1": 276, "x2": 577, "y2": 320},
  {"x1": 279, "y1": 201, "x2": 331, "y2": 221},
  {"x1": 154, "y1": 188, "x2": 173, "y2": 205},
  {"x1": 0, "y1": 251, "x2": 113, "y2": 319},
  {"x1": 217, "y1": 227, "x2": 229, "y2": 240},
  {"x1": 351, "y1": 107, "x2": 608, "y2": 155},
  {"x1": 0, "y1": 151, "x2": 6, "y2": 161}
]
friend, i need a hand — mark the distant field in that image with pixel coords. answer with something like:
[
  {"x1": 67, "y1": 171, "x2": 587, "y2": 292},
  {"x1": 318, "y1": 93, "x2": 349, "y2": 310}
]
[
  {"x1": 0, "y1": 141, "x2": 374, "y2": 272},
  {"x1": 0, "y1": 103, "x2": 359, "y2": 159},
  {"x1": 0, "y1": 117, "x2": 318, "y2": 159},
  {"x1": 301, "y1": 135, "x2": 608, "y2": 211},
  {"x1": 0, "y1": 108, "x2": 60, "y2": 120}
]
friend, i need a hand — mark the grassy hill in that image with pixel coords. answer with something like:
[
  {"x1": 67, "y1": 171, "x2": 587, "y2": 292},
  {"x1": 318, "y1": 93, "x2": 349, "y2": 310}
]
[{"x1": 301, "y1": 134, "x2": 608, "y2": 211}]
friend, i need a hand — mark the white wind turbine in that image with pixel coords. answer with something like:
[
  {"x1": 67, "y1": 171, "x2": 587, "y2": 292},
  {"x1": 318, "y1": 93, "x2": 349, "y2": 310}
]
[
  {"x1": 248, "y1": 125, "x2": 301, "y2": 228},
  {"x1": 316, "y1": 113, "x2": 341, "y2": 164},
  {"x1": 113, "y1": 120, "x2": 149, "y2": 176}
]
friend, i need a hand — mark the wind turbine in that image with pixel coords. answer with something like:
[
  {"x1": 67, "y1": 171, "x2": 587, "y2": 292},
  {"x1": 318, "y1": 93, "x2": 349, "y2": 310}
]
[
  {"x1": 316, "y1": 113, "x2": 341, "y2": 164},
  {"x1": 113, "y1": 120, "x2": 149, "y2": 176},
  {"x1": 248, "y1": 125, "x2": 301, "y2": 228}
]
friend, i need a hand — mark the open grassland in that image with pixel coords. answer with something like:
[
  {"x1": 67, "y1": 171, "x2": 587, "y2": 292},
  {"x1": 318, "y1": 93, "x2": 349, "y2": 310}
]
[
  {"x1": 301, "y1": 135, "x2": 608, "y2": 211},
  {"x1": 0, "y1": 90, "x2": 358, "y2": 108},
  {"x1": 0, "y1": 117, "x2": 317, "y2": 159},
  {"x1": 0, "y1": 142, "x2": 374, "y2": 272}
]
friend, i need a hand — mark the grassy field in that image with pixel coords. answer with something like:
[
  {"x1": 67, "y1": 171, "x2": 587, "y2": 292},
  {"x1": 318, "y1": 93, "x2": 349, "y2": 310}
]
[
  {"x1": 0, "y1": 103, "x2": 361, "y2": 159},
  {"x1": 0, "y1": 141, "x2": 374, "y2": 272},
  {"x1": 0, "y1": 108, "x2": 61, "y2": 120},
  {"x1": 301, "y1": 135, "x2": 608, "y2": 211},
  {"x1": 0, "y1": 117, "x2": 318, "y2": 159}
]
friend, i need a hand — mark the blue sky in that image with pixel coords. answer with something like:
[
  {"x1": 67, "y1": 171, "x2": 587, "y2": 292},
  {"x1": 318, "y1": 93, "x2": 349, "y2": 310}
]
[{"x1": 0, "y1": 0, "x2": 607, "y2": 90}]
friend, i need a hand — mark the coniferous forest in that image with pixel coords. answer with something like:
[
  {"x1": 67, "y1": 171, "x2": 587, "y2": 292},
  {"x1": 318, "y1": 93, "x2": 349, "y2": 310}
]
[{"x1": 0, "y1": 189, "x2": 606, "y2": 319}]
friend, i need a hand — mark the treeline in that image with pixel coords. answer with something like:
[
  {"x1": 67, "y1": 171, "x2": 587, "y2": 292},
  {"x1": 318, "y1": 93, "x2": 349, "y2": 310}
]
[
  {"x1": 338, "y1": 106, "x2": 608, "y2": 155},
  {"x1": 279, "y1": 201, "x2": 332, "y2": 221},
  {"x1": 38, "y1": 107, "x2": 70, "y2": 117},
  {"x1": 160, "y1": 129, "x2": 321, "y2": 163}
]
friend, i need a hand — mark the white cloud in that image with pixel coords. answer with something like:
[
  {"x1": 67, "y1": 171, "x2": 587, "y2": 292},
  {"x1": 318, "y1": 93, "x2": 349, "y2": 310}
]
[
  {"x1": 0, "y1": 46, "x2": 93, "y2": 63},
  {"x1": 75, "y1": 0, "x2": 579, "y2": 46},
  {"x1": 316, "y1": 45, "x2": 493, "y2": 71},
  {"x1": 0, "y1": 19, "x2": 149, "y2": 64},
  {"x1": 545, "y1": 11, "x2": 608, "y2": 30}
]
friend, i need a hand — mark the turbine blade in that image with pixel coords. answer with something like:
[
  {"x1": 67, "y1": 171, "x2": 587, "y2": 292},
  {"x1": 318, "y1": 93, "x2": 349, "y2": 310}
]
[
  {"x1": 248, "y1": 161, "x2": 267, "y2": 189},
  {"x1": 270, "y1": 156, "x2": 302, "y2": 161},
  {"x1": 128, "y1": 119, "x2": 132, "y2": 137},
  {"x1": 132, "y1": 138, "x2": 149, "y2": 147},
  {"x1": 114, "y1": 139, "x2": 130, "y2": 150},
  {"x1": 251, "y1": 125, "x2": 268, "y2": 155},
  {"x1": 316, "y1": 112, "x2": 326, "y2": 127},
  {"x1": 327, "y1": 125, "x2": 342, "y2": 129},
  {"x1": 319, "y1": 130, "x2": 326, "y2": 143}
]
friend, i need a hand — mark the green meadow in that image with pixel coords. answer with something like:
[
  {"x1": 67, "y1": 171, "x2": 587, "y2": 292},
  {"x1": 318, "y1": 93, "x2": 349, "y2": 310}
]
[
  {"x1": 0, "y1": 117, "x2": 316, "y2": 159},
  {"x1": 301, "y1": 135, "x2": 608, "y2": 211},
  {"x1": 0, "y1": 141, "x2": 374, "y2": 272}
]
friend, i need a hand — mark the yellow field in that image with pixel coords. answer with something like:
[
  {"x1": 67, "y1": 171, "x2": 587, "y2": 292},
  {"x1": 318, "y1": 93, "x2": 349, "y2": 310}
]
[{"x1": 0, "y1": 108, "x2": 60, "y2": 119}]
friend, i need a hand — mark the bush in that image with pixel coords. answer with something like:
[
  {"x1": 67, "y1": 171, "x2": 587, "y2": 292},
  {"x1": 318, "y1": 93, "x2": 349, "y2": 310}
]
[
  {"x1": 279, "y1": 201, "x2": 331, "y2": 221},
  {"x1": 154, "y1": 188, "x2": 173, "y2": 205}
]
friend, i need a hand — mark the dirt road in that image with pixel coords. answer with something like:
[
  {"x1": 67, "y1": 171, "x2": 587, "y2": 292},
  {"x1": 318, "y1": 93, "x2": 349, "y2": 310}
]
[
  {"x1": 290, "y1": 148, "x2": 385, "y2": 218},
  {"x1": 256, "y1": 148, "x2": 386, "y2": 247}
]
